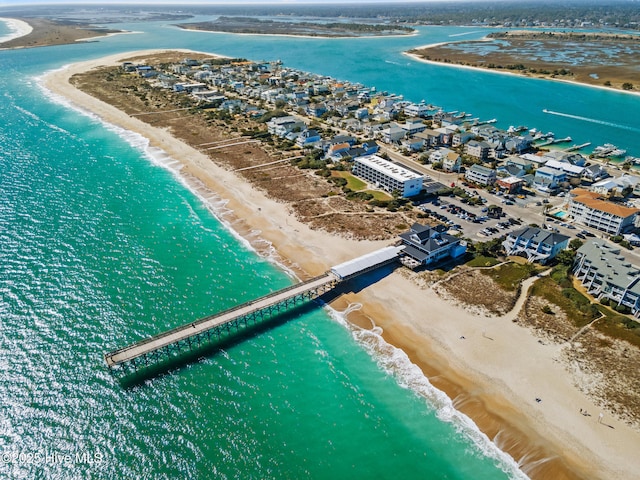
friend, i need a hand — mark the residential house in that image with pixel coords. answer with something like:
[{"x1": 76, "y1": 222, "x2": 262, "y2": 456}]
[
  {"x1": 414, "y1": 129, "x2": 442, "y2": 148},
  {"x1": 434, "y1": 126, "x2": 456, "y2": 145},
  {"x1": 465, "y1": 164, "x2": 497, "y2": 186},
  {"x1": 590, "y1": 174, "x2": 640, "y2": 197},
  {"x1": 442, "y1": 151, "x2": 462, "y2": 173},
  {"x1": 399, "y1": 223, "x2": 467, "y2": 266},
  {"x1": 573, "y1": 240, "x2": 640, "y2": 316},
  {"x1": 305, "y1": 103, "x2": 327, "y2": 118},
  {"x1": 355, "y1": 107, "x2": 369, "y2": 120},
  {"x1": 567, "y1": 188, "x2": 640, "y2": 235},
  {"x1": 267, "y1": 115, "x2": 306, "y2": 137},
  {"x1": 401, "y1": 119, "x2": 427, "y2": 136},
  {"x1": 326, "y1": 142, "x2": 352, "y2": 158},
  {"x1": 582, "y1": 163, "x2": 610, "y2": 182},
  {"x1": 506, "y1": 156, "x2": 534, "y2": 173},
  {"x1": 403, "y1": 103, "x2": 432, "y2": 118},
  {"x1": 502, "y1": 227, "x2": 569, "y2": 264},
  {"x1": 296, "y1": 129, "x2": 322, "y2": 148},
  {"x1": 541, "y1": 150, "x2": 586, "y2": 166},
  {"x1": 400, "y1": 136, "x2": 425, "y2": 153},
  {"x1": 353, "y1": 154, "x2": 424, "y2": 197},
  {"x1": 428, "y1": 148, "x2": 452, "y2": 165},
  {"x1": 533, "y1": 166, "x2": 566, "y2": 192},
  {"x1": 504, "y1": 135, "x2": 533, "y2": 154},
  {"x1": 519, "y1": 153, "x2": 548, "y2": 167},
  {"x1": 544, "y1": 159, "x2": 584, "y2": 178},
  {"x1": 452, "y1": 131, "x2": 476, "y2": 148},
  {"x1": 381, "y1": 124, "x2": 407, "y2": 144},
  {"x1": 466, "y1": 140, "x2": 491, "y2": 161}
]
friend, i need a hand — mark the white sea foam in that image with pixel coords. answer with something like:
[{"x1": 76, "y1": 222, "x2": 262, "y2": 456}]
[
  {"x1": 38, "y1": 67, "x2": 527, "y2": 477},
  {"x1": 14, "y1": 105, "x2": 72, "y2": 136},
  {"x1": 326, "y1": 305, "x2": 531, "y2": 480},
  {"x1": 36, "y1": 67, "x2": 300, "y2": 283},
  {"x1": 0, "y1": 17, "x2": 33, "y2": 44}
]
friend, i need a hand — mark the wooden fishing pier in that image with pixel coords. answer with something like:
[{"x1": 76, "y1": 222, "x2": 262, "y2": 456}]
[{"x1": 104, "y1": 246, "x2": 403, "y2": 371}]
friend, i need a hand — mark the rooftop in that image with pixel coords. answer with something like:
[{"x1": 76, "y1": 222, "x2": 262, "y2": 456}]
[{"x1": 356, "y1": 154, "x2": 424, "y2": 182}]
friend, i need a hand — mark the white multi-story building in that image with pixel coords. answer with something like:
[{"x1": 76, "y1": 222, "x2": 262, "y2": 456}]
[
  {"x1": 502, "y1": 227, "x2": 569, "y2": 264},
  {"x1": 567, "y1": 189, "x2": 639, "y2": 235},
  {"x1": 353, "y1": 155, "x2": 424, "y2": 197},
  {"x1": 464, "y1": 164, "x2": 496, "y2": 186}
]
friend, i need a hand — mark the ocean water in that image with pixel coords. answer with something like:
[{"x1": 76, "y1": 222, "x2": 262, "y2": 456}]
[{"x1": 1, "y1": 16, "x2": 638, "y2": 479}]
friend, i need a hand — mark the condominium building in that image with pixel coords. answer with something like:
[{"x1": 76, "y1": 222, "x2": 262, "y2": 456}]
[
  {"x1": 502, "y1": 227, "x2": 569, "y2": 264},
  {"x1": 353, "y1": 155, "x2": 424, "y2": 197},
  {"x1": 573, "y1": 240, "x2": 640, "y2": 316},
  {"x1": 567, "y1": 188, "x2": 639, "y2": 235}
]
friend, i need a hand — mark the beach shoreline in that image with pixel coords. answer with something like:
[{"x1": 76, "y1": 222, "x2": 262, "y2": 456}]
[
  {"x1": 176, "y1": 24, "x2": 419, "y2": 40},
  {"x1": 42, "y1": 50, "x2": 640, "y2": 480},
  {"x1": 0, "y1": 17, "x2": 32, "y2": 43},
  {"x1": 405, "y1": 42, "x2": 640, "y2": 98}
]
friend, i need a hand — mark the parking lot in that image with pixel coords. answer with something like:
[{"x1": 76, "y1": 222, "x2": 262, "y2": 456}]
[{"x1": 418, "y1": 196, "x2": 523, "y2": 239}]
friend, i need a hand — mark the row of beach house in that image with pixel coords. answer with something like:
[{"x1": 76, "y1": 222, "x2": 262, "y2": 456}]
[{"x1": 125, "y1": 58, "x2": 640, "y2": 313}]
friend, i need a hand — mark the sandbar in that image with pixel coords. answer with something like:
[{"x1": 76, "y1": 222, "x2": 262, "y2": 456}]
[
  {"x1": 0, "y1": 17, "x2": 32, "y2": 43},
  {"x1": 42, "y1": 50, "x2": 640, "y2": 480}
]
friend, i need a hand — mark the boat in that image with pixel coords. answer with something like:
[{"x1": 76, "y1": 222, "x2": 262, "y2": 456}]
[{"x1": 593, "y1": 143, "x2": 626, "y2": 157}]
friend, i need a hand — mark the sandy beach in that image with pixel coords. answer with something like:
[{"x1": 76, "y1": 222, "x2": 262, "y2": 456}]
[
  {"x1": 43, "y1": 51, "x2": 640, "y2": 480},
  {"x1": 0, "y1": 17, "x2": 32, "y2": 43},
  {"x1": 405, "y1": 39, "x2": 640, "y2": 98}
]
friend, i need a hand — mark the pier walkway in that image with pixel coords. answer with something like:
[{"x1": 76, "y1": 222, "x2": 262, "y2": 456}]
[{"x1": 105, "y1": 245, "x2": 403, "y2": 371}]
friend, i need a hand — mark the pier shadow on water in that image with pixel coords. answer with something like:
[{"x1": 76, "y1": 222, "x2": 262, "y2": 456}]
[
  {"x1": 115, "y1": 263, "x2": 397, "y2": 388},
  {"x1": 116, "y1": 301, "x2": 320, "y2": 388}
]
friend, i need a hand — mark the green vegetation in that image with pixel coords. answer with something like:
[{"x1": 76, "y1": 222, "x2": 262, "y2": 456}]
[
  {"x1": 530, "y1": 275, "x2": 600, "y2": 329},
  {"x1": 183, "y1": 16, "x2": 414, "y2": 37},
  {"x1": 466, "y1": 255, "x2": 501, "y2": 268},
  {"x1": 481, "y1": 262, "x2": 538, "y2": 291},
  {"x1": 594, "y1": 306, "x2": 640, "y2": 348},
  {"x1": 332, "y1": 171, "x2": 367, "y2": 191}
]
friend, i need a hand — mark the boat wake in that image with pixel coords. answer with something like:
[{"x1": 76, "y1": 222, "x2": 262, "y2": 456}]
[
  {"x1": 543, "y1": 109, "x2": 640, "y2": 133},
  {"x1": 449, "y1": 31, "x2": 483, "y2": 37}
]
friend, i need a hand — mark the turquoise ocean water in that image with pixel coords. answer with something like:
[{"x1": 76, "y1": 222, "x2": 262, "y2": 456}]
[{"x1": 1, "y1": 17, "x2": 638, "y2": 479}]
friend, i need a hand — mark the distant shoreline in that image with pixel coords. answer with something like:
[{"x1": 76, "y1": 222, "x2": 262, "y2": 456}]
[
  {"x1": 404, "y1": 47, "x2": 640, "y2": 100},
  {"x1": 176, "y1": 23, "x2": 417, "y2": 40},
  {"x1": 0, "y1": 17, "x2": 126, "y2": 50},
  {"x1": 407, "y1": 34, "x2": 640, "y2": 96}
]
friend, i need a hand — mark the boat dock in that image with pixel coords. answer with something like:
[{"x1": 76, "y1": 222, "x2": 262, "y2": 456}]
[
  {"x1": 104, "y1": 246, "x2": 403, "y2": 371},
  {"x1": 536, "y1": 136, "x2": 572, "y2": 147},
  {"x1": 564, "y1": 142, "x2": 591, "y2": 152}
]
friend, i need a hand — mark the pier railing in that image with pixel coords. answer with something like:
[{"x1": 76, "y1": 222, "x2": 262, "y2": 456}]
[
  {"x1": 104, "y1": 245, "x2": 404, "y2": 372},
  {"x1": 104, "y1": 272, "x2": 338, "y2": 370}
]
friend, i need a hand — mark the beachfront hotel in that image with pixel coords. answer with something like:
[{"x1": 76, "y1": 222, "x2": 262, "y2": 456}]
[
  {"x1": 353, "y1": 154, "x2": 424, "y2": 197},
  {"x1": 567, "y1": 188, "x2": 639, "y2": 235},
  {"x1": 573, "y1": 240, "x2": 640, "y2": 317}
]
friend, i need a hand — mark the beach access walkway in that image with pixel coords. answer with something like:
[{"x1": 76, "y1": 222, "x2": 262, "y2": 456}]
[{"x1": 104, "y1": 245, "x2": 403, "y2": 371}]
